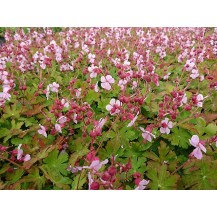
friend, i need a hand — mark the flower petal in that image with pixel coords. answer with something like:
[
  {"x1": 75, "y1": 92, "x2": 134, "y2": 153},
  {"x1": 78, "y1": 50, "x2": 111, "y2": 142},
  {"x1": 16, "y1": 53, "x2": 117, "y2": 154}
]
[
  {"x1": 199, "y1": 143, "x2": 206, "y2": 153},
  {"x1": 101, "y1": 76, "x2": 106, "y2": 82},
  {"x1": 160, "y1": 127, "x2": 166, "y2": 134},
  {"x1": 190, "y1": 135, "x2": 199, "y2": 147},
  {"x1": 106, "y1": 104, "x2": 112, "y2": 111},
  {"x1": 139, "y1": 127, "x2": 146, "y2": 133},
  {"x1": 192, "y1": 147, "x2": 203, "y2": 159},
  {"x1": 110, "y1": 98, "x2": 116, "y2": 106},
  {"x1": 101, "y1": 82, "x2": 111, "y2": 90},
  {"x1": 168, "y1": 121, "x2": 173, "y2": 128}
]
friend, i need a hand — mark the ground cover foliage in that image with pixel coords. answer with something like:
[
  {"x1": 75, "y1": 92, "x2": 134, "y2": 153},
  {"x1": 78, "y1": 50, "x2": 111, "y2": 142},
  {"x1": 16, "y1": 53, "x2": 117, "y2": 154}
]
[{"x1": 0, "y1": 27, "x2": 217, "y2": 190}]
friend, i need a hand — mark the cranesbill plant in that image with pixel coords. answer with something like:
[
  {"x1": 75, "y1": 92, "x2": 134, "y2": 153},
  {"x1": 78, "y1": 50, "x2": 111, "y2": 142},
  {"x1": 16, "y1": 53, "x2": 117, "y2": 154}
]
[{"x1": 0, "y1": 27, "x2": 217, "y2": 190}]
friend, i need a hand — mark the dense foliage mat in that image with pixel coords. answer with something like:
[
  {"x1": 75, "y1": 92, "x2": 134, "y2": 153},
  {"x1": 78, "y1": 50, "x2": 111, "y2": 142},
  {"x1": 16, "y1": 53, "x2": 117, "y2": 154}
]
[{"x1": 0, "y1": 27, "x2": 217, "y2": 190}]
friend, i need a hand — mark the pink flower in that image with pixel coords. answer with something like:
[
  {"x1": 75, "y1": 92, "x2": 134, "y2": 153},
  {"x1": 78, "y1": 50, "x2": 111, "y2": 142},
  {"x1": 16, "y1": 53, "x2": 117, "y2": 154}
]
[
  {"x1": 46, "y1": 86, "x2": 50, "y2": 100},
  {"x1": 160, "y1": 118, "x2": 173, "y2": 134},
  {"x1": 200, "y1": 75, "x2": 204, "y2": 81},
  {"x1": 152, "y1": 74, "x2": 159, "y2": 86},
  {"x1": 75, "y1": 88, "x2": 81, "y2": 98},
  {"x1": 38, "y1": 124, "x2": 47, "y2": 138},
  {"x1": 73, "y1": 113, "x2": 78, "y2": 124},
  {"x1": 49, "y1": 82, "x2": 59, "y2": 92},
  {"x1": 118, "y1": 79, "x2": 127, "y2": 90},
  {"x1": 88, "y1": 172, "x2": 93, "y2": 190},
  {"x1": 55, "y1": 123, "x2": 62, "y2": 133},
  {"x1": 140, "y1": 127, "x2": 156, "y2": 142},
  {"x1": 23, "y1": 154, "x2": 31, "y2": 162},
  {"x1": 106, "y1": 98, "x2": 122, "y2": 115},
  {"x1": 87, "y1": 159, "x2": 108, "y2": 172},
  {"x1": 132, "y1": 81, "x2": 138, "y2": 89},
  {"x1": 74, "y1": 42, "x2": 79, "y2": 48},
  {"x1": 190, "y1": 69, "x2": 199, "y2": 79},
  {"x1": 88, "y1": 65, "x2": 98, "y2": 78},
  {"x1": 135, "y1": 179, "x2": 149, "y2": 190},
  {"x1": 163, "y1": 72, "x2": 171, "y2": 80},
  {"x1": 196, "y1": 94, "x2": 203, "y2": 107},
  {"x1": 57, "y1": 116, "x2": 67, "y2": 124},
  {"x1": 185, "y1": 59, "x2": 195, "y2": 71},
  {"x1": 82, "y1": 44, "x2": 89, "y2": 53},
  {"x1": 127, "y1": 112, "x2": 139, "y2": 127},
  {"x1": 17, "y1": 144, "x2": 23, "y2": 160},
  {"x1": 101, "y1": 75, "x2": 115, "y2": 90},
  {"x1": 189, "y1": 135, "x2": 206, "y2": 160},
  {"x1": 61, "y1": 98, "x2": 69, "y2": 108},
  {"x1": 67, "y1": 165, "x2": 83, "y2": 173},
  {"x1": 17, "y1": 144, "x2": 31, "y2": 162},
  {"x1": 94, "y1": 82, "x2": 99, "y2": 92},
  {"x1": 181, "y1": 93, "x2": 187, "y2": 105},
  {"x1": 96, "y1": 117, "x2": 107, "y2": 130},
  {"x1": 0, "y1": 91, "x2": 11, "y2": 101},
  {"x1": 88, "y1": 53, "x2": 95, "y2": 64}
]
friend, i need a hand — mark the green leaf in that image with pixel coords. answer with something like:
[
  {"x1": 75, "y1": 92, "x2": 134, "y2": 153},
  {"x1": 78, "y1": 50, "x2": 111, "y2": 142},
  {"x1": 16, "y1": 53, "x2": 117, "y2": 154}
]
[
  {"x1": 170, "y1": 127, "x2": 191, "y2": 149},
  {"x1": 6, "y1": 169, "x2": 25, "y2": 185},
  {"x1": 19, "y1": 117, "x2": 37, "y2": 127},
  {"x1": 106, "y1": 130, "x2": 116, "y2": 139},
  {"x1": 204, "y1": 123, "x2": 217, "y2": 136},
  {"x1": 119, "y1": 127, "x2": 139, "y2": 141},
  {"x1": 43, "y1": 149, "x2": 68, "y2": 176},
  {"x1": 146, "y1": 141, "x2": 178, "y2": 172},
  {"x1": 146, "y1": 165, "x2": 179, "y2": 190},
  {"x1": 0, "y1": 128, "x2": 10, "y2": 139},
  {"x1": 41, "y1": 150, "x2": 71, "y2": 188},
  {"x1": 2, "y1": 104, "x2": 22, "y2": 119},
  {"x1": 21, "y1": 168, "x2": 46, "y2": 189},
  {"x1": 183, "y1": 157, "x2": 217, "y2": 189},
  {"x1": 189, "y1": 117, "x2": 206, "y2": 135},
  {"x1": 71, "y1": 172, "x2": 87, "y2": 190},
  {"x1": 85, "y1": 90, "x2": 99, "y2": 103},
  {"x1": 11, "y1": 137, "x2": 23, "y2": 145}
]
